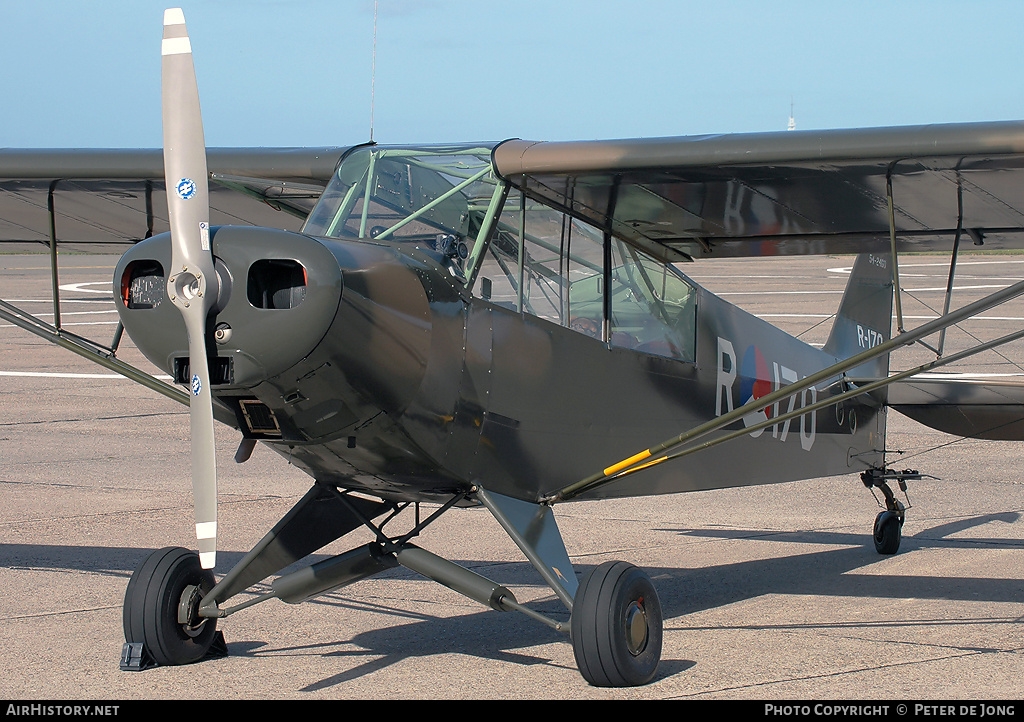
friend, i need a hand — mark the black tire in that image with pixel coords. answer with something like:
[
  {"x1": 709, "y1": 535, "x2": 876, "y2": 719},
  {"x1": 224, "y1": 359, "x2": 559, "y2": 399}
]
[
  {"x1": 873, "y1": 511, "x2": 902, "y2": 555},
  {"x1": 123, "y1": 547, "x2": 218, "y2": 666},
  {"x1": 570, "y1": 560, "x2": 663, "y2": 687}
]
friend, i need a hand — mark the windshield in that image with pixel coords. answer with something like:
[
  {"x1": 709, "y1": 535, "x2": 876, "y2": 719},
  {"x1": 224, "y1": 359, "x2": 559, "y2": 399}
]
[
  {"x1": 303, "y1": 143, "x2": 503, "y2": 279},
  {"x1": 304, "y1": 142, "x2": 696, "y2": 361}
]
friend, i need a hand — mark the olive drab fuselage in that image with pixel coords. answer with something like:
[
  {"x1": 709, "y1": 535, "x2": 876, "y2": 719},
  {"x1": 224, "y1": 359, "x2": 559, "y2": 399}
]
[{"x1": 114, "y1": 145, "x2": 887, "y2": 505}]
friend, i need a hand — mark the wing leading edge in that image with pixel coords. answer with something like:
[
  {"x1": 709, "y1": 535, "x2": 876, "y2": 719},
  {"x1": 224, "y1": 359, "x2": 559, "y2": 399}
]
[
  {"x1": 492, "y1": 121, "x2": 1024, "y2": 260},
  {"x1": 0, "y1": 147, "x2": 350, "y2": 252}
]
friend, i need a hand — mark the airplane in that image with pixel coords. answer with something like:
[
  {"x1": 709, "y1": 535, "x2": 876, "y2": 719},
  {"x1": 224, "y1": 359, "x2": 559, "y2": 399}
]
[{"x1": 3, "y1": 8, "x2": 1024, "y2": 687}]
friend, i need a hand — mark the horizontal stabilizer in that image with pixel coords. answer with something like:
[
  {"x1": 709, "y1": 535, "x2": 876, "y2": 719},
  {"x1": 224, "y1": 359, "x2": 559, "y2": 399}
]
[{"x1": 887, "y1": 376, "x2": 1024, "y2": 440}]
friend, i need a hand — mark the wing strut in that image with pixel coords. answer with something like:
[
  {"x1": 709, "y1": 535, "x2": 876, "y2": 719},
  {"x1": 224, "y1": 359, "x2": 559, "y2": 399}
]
[
  {"x1": 593, "y1": 325, "x2": 1024, "y2": 493},
  {"x1": 936, "y1": 174, "x2": 965, "y2": 356},
  {"x1": 546, "y1": 273, "x2": 1024, "y2": 503},
  {"x1": 0, "y1": 297, "x2": 188, "y2": 405},
  {"x1": 886, "y1": 169, "x2": 906, "y2": 334},
  {"x1": 47, "y1": 182, "x2": 61, "y2": 329}
]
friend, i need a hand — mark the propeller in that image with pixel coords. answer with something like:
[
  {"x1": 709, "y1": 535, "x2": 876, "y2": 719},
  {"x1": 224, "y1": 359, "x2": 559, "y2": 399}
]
[{"x1": 161, "y1": 7, "x2": 219, "y2": 569}]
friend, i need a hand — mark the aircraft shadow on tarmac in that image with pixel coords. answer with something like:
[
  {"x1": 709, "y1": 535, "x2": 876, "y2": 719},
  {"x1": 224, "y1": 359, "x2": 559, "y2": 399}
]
[
  {"x1": 660, "y1": 511, "x2": 1023, "y2": 609},
  {"x1": 2, "y1": 511, "x2": 1021, "y2": 688}
]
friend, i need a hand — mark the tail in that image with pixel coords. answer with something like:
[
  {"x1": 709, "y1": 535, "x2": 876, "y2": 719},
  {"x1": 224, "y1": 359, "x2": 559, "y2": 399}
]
[
  {"x1": 824, "y1": 255, "x2": 1024, "y2": 442},
  {"x1": 822, "y1": 253, "x2": 894, "y2": 378}
]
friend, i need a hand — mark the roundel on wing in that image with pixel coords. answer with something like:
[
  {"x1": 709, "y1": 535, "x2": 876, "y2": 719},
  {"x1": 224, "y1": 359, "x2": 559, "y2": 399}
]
[{"x1": 740, "y1": 345, "x2": 772, "y2": 417}]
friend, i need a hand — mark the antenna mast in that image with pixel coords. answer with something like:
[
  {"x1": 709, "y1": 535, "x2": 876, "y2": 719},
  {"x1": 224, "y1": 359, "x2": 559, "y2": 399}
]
[{"x1": 370, "y1": 0, "x2": 378, "y2": 142}]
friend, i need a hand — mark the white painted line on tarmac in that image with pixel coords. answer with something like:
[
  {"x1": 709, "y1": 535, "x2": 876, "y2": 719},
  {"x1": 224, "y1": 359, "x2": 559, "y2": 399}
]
[
  {"x1": 57, "y1": 282, "x2": 113, "y2": 294},
  {"x1": 0, "y1": 371, "x2": 172, "y2": 380}
]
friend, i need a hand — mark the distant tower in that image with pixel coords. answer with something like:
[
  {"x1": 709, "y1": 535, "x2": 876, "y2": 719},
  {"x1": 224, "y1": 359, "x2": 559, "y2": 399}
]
[{"x1": 787, "y1": 100, "x2": 796, "y2": 131}]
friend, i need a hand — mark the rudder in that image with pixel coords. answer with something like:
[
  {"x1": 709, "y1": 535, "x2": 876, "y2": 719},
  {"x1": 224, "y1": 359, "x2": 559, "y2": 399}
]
[{"x1": 822, "y1": 253, "x2": 894, "y2": 378}]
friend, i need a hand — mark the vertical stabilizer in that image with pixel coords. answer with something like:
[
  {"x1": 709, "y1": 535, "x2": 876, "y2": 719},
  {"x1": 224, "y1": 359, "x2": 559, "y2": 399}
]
[{"x1": 822, "y1": 253, "x2": 894, "y2": 378}]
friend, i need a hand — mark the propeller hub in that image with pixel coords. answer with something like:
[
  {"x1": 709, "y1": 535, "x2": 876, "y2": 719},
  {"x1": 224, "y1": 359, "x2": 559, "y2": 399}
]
[{"x1": 170, "y1": 270, "x2": 208, "y2": 306}]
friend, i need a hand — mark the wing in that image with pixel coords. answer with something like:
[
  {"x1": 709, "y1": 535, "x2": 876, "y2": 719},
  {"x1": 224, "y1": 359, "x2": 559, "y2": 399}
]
[
  {"x1": 492, "y1": 121, "x2": 1024, "y2": 260},
  {"x1": 0, "y1": 147, "x2": 351, "y2": 252}
]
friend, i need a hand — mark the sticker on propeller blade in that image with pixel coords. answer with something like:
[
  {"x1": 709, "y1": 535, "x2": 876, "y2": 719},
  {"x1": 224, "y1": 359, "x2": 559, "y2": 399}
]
[
  {"x1": 200, "y1": 222, "x2": 210, "y2": 251},
  {"x1": 191, "y1": 374, "x2": 202, "y2": 396},
  {"x1": 176, "y1": 178, "x2": 197, "y2": 200}
]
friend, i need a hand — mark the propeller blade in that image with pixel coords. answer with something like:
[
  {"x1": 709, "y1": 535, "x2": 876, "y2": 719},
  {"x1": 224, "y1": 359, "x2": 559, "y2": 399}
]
[{"x1": 161, "y1": 7, "x2": 219, "y2": 569}]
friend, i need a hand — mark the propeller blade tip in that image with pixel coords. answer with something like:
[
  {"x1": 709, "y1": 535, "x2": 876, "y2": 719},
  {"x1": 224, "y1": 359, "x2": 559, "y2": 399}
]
[
  {"x1": 199, "y1": 551, "x2": 216, "y2": 569},
  {"x1": 164, "y1": 8, "x2": 186, "y2": 26}
]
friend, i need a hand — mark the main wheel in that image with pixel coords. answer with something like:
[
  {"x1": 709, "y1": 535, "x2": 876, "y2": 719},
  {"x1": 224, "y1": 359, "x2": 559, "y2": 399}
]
[
  {"x1": 123, "y1": 546, "x2": 218, "y2": 666},
  {"x1": 570, "y1": 560, "x2": 663, "y2": 687},
  {"x1": 873, "y1": 510, "x2": 903, "y2": 555}
]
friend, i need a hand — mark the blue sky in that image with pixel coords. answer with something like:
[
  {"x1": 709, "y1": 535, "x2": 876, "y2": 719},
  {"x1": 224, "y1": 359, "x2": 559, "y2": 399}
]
[{"x1": 3, "y1": 0, "x2": 1023, "y2": 148}]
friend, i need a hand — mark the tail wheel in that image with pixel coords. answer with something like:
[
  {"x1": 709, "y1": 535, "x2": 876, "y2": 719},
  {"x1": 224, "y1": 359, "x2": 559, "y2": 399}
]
[
  {"x1": 123, "y1": 547, "x2": 218, "y2": 666},
  {"x1": 873, "y1": 510, "x2": 903, "y2": 555},
  {"x1": 570, "y1": 560, "x2": 663, "y2": 687}
]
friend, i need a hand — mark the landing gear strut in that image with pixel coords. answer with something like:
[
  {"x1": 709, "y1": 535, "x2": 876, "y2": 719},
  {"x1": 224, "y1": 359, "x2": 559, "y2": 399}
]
[
  {"x1": 117, "y1": 485, "x2": 666, "y2": 687},
  {"x1": 861, "y1": 468, "x2": 917, "y2": 555}
]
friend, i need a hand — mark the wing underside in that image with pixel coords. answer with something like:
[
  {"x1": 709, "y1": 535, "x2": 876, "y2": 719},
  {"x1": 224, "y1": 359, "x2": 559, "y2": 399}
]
[
  {"x1": 492, "y1": 121, "x2": 1024, "y2": 261},
  {"x1": 6, "y1": 123, "x2": 1024, "y2": 259},
  {"x1": 0, "y1": 147, "x2": 350, "y2": 251}
]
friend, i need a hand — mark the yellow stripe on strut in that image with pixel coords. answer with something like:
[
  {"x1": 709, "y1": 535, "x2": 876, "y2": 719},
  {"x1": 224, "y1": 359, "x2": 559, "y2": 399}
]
[
  {"x1": 603, "y1": 449, "x2": 652, "y2": 477},
  {"x1": 622, "y1": 456, "x2": 669, "y2": 475}
]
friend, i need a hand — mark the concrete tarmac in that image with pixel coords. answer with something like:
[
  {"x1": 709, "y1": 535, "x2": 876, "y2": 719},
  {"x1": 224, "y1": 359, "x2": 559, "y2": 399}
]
[{"x1": 1, "y1": 253, "x2": 1023, "y2": 700}]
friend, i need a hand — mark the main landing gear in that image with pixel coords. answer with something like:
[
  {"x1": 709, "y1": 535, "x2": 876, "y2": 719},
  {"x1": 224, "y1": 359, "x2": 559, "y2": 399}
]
[
  {"x1": 861, "y1": 468, "x2": 918, "y2": 555},
  {"x1": 121, "y1": 546, "x2": 226, "y2": 670},
  {"x1": 118, "y1": 483, "x2": 664, "y2": 687}
]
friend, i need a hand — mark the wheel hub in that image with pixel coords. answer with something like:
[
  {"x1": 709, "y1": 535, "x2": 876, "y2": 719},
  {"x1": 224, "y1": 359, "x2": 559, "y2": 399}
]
[
  {"x1": 177, "y1": 584, "x2": 208, "y2": 638},
  {"x1": 624, "y1": 599, "x2": 649, "y2": 656}
]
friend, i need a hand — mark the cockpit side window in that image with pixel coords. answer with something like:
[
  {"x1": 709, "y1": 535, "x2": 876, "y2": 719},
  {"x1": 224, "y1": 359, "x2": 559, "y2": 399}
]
[
  {"x1": 473, "y1": 186, "x2": 695, "y2": 361},
  {"x1": 473, "y1": 187, "x2": 603, "y2": 330}
]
